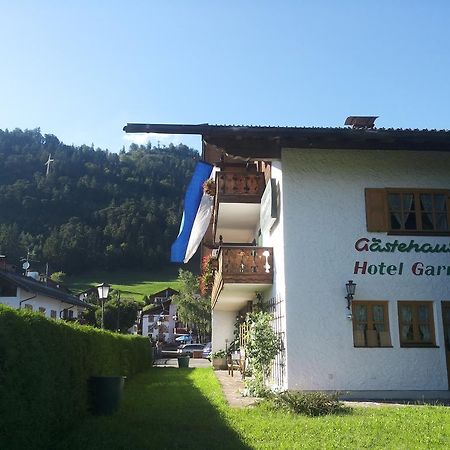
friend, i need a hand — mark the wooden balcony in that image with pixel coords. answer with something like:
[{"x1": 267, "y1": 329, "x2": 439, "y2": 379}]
[
  {"x1": 215, "y1": 171, "x2": 265, "y2": 204},
  {"x1": 211, "y1": 246, "x2": 273, "y2": 309}
]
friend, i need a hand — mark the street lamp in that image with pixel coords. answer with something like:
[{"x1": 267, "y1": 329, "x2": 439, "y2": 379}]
[{"x1": 97, "y1": 282, "x2": 110, "y2": 329}]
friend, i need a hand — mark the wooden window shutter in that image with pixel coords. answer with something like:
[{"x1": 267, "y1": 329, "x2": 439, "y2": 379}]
[{"x1": 365, "y1": 188, "x2": 388, "y2": 232}]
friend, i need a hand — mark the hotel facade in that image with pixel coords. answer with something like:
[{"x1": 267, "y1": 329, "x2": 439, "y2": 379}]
[{"x1": 125, "y1": 122, "x2": 450, "y2": 398}]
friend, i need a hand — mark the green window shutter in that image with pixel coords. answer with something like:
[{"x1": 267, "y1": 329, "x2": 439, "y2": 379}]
[{"x1": 365, "y1": 188, "x2": 388, "y2": 232}]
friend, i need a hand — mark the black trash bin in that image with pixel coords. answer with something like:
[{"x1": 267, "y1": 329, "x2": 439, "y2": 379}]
[{"x1": 89, "y1": 376, "x2": 125, "y2": 415}]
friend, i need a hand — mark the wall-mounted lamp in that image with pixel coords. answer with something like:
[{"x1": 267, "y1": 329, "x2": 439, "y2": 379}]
[{"x1": 345, "y1": 280, "x2": 356, "y2": 310}]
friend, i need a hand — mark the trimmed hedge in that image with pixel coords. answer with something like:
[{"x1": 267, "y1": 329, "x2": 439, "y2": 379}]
[{"x1": 0, "y1": 305, "x2": 152, "y2": 448}]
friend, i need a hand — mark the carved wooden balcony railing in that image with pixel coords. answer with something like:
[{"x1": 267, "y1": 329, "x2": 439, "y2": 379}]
[
  {"x1": 215, "y1": 171, "x2": 265, "y2": 203},
  {"x1": 211, "y1": 246, "x2": 273, "y2": 307}
]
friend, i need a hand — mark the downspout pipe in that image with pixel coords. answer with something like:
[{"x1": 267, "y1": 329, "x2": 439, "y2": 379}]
[{"x1": 19, "y1": 293, "x2": 37, "y2": 309}]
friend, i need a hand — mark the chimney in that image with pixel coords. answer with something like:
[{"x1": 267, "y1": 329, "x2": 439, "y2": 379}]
[
  {"x1": 344, "y1": 116, "x2": 378, "y2": 129},
  {"x1": 27, "y1": 271, "x2": 40, "y2": 281},
  {"x1": 0, "y1": 255, "x2": 16, "y2": 273}
]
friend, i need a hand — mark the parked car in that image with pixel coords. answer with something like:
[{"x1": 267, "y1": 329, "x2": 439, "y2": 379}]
[
  {"x1": 177, "y1": 343, "x2": 205, "y2": 357},
  {"x1": 202, "y1": 342, "x2": 212, "y2": 360}
]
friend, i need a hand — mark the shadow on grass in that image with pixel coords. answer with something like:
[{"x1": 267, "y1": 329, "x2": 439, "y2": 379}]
[{"x1": 53, "y1": 368, "x2": 251, "y2": 450}]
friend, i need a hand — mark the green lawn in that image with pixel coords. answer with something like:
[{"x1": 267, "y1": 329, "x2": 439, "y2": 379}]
[
  {"x1": 56, "y1": 368, "x2": 450, "y2": 450},
  {"x1": 66, "y1": 267, "x2": 184, "y2": 302}
]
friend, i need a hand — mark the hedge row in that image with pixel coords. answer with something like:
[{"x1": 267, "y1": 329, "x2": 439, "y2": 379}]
[{"x1": 0, "y1": 305, "x2": 152, "y2": 448}]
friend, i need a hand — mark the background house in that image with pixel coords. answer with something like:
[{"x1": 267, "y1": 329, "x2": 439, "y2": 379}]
[
  {"x1": 0, "y1": 268, "x2": 88, "y2": 319},
  {"x1": 140, "y1": 288, "x2": 189, "y2": 343}
]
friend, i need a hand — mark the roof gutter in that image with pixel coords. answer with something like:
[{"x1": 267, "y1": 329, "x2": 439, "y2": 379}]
[{"x1": 123, "y1": 123, "x2": 209, "y2": 135}]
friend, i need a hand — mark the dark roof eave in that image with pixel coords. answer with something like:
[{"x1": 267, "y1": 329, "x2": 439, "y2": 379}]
[{"x1": 123, "y1": 123, "x2": 450, "y2": 157}]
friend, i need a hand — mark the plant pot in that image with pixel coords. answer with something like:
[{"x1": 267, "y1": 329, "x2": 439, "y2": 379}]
[
  {"x1": 177, "y1": 356, "x2": 190, "y2": 368},
  {"x1": 212, "y1": 357, "x2": 227, "y2": 370},
  {"x1": 88, "y1": 376, "x2": 126, "y2": 415}
]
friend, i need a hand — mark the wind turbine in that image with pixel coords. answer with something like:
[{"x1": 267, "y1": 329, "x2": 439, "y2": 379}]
[{"x1": 45, "y1": 154, "x2": 54, "y2": 176}]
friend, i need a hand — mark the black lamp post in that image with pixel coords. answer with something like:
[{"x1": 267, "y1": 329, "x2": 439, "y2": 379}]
[
  {"x1": 97, "y1": 282, "x2": 110, "y2": 329},
  {"x1": 116, "y1": 291, "x2": 121, "y2": 332}
]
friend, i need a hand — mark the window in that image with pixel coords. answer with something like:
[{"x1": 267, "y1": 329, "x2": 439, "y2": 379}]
[
  {"x1": 39, "y1": 307, "x2": 46, "y2": 315},
  {"x1": 50, "y1": 310, "x2": 57, "y2": 319},
  {"x1": 398, "y1": 301, "x2": 435, "y2": 347},
  {"x1": 365, "y1": 188, "x2": 450, "y2": 235},
  {"x1": 62, "y1": 309, "x2": 74, "y2": 319},
  {"x1": 24, "y1": 304, "x2": 33, "y2": 311},
  {"x1": 352, "y1": 301, "x2": 391, "y2": 347}
]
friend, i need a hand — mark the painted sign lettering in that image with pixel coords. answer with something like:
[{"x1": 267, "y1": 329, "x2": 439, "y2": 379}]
[
  {"x1": 354, "y1": 261, "x2": 450, "y2": 276},
  {"x1": 355, "y1": 237, "x2": 450, "y2": 254}
]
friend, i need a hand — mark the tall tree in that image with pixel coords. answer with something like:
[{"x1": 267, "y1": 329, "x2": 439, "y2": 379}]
[{"x1": 171, "y1": 269, "x2": 211, "y2": 343}]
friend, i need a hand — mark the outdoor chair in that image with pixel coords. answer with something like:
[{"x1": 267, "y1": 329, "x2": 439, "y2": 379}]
[{"x1": 227, "y1": 351, "x2": 245, "y2": 379}]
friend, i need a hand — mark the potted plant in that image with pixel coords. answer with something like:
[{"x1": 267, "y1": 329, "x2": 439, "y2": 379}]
[
  {"x1": 203, "y1": 179, "x2": 216, "y2": 196},
  {"x1": 211, "y1": 349, "x2": 227, "y2": 370},
  {"x1": 199, "y1": 255, "x2": 216, "y2": 296}
]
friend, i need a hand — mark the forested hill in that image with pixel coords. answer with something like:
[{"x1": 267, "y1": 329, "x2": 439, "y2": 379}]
[{"x1": 0, "y1": 128, "x2": 198, "y2": 274}]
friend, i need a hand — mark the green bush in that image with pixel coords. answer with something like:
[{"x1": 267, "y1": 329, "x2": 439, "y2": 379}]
[
  {"x1": 211, "y1": 349, "x2": 226, "y2": 358},
  {"x1": 264, "y1": 391, "x2": 351, "y2": 417},
  {"x1": 0, "y1": 305, "x2": 152, "y2": 448}
]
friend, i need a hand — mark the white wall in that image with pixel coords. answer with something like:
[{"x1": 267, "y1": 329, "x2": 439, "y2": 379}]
[
  {"x1": 212, "y1": 310, "x2": 236, "y2": 353},
  {"x1": 282, "y1": 148, "x2": 450, "y2": 391},
  {"x1": 262, "y1": 162, "x2": 286, "y2": 301},
  {"x1": 142, "y1": 315, "x2": 151, "y2": 337},
  {"x1": 260, "y1": 162, "x2": 289, "y2": 388}
]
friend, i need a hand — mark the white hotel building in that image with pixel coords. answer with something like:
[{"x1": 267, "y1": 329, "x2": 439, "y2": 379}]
[{"x1": 125, "y1": 121, "x2": 450, "y2": 399}]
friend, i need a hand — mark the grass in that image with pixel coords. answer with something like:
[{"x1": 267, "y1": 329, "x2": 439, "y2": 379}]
[
  {"x1": 54, "y1": 368, "x2": 450, "y2": 450},
  {"x1": 66, "y1": 266, "x2": 184, "y2": 302}
]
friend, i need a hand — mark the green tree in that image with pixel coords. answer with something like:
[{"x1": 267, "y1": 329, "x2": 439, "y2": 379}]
[
  {"x1": 49, "y1": 271, "x2": 67, "y2": 284},
  {"x1": 96, "y1": 292, "x2": 139, "y2": 333},
  {"x1": 171, "y1": 269, "x2": 211, "y2": 343},
  {"x1": 245, "y1": 310, "x2": 282, "y2": 396}
]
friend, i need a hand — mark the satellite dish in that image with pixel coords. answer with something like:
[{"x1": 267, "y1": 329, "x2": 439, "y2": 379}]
[{"x1": 22, "y1": 261, "x2": 30, "y2": 270}]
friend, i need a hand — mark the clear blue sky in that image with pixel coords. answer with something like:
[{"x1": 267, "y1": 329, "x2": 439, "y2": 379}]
[{"x1": 1, "y1": 1, "x2": 449, "y2": 153}]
